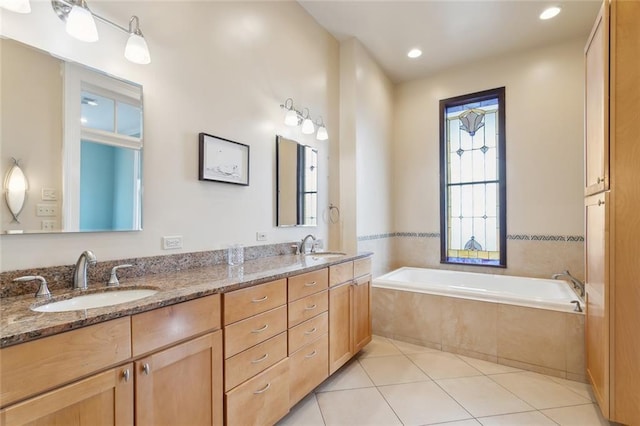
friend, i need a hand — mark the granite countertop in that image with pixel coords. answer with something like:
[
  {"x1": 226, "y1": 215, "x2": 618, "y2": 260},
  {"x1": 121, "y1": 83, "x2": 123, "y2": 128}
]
[{"x1": 0, "y1": 252, "x2": 371, "y2": 348}]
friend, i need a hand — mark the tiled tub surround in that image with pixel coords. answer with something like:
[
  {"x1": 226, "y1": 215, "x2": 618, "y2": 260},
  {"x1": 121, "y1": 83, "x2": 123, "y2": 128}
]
[
  {"x1": 0, "y1": 249, "x2": 372, "y2": 348},
  {"x1": 372, "y1": 283, "x2": 586, "y2": 382},
  {"x1": 358, "y1": 232, "x2": 585, "y2": 281}
]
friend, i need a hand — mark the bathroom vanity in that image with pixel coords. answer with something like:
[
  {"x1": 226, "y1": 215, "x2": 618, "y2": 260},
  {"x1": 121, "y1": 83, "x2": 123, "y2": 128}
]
[{"x1": 0, "y1": 252, "x2": 372, "y2": 426}]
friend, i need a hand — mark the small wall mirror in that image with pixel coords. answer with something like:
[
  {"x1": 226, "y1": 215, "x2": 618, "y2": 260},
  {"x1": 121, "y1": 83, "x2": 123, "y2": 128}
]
[
  {"x1": 1, "y1": 38, "x2": 143, "y2": 234},
  {"x1": 276, "y1": 135, "x2": 318, "y2": 227}
]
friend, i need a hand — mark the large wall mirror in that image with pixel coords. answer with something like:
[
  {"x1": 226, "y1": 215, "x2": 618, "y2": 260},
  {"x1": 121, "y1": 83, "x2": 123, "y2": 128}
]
[
  {"x1": 1, "y1": 38, "x2": 143, "y2": 234},
  {"x1": 276, "y1": 135, "x2": 318, "y2": 227}
]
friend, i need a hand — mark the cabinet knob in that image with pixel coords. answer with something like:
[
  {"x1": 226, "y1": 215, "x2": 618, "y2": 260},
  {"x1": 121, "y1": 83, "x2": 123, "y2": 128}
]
[
  {"x1": 142, "y1": 363, "x2": 151, "y2": 375},
  {"x1": 597, "y1": 176, "x2": 604, "y2": 184},
  {"x1": 598, "y1": 199, "x2": 605, "y2": 206},
  {"x1": 253, "y1": 382, "x2": 271, "y2": 395},
  {"x1": 122, "y1": 369, "x2": 130, "y2": 382}
]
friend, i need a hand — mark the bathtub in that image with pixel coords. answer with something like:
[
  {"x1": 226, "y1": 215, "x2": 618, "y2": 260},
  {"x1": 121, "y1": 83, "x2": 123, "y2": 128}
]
[
  {"x1": 374, "y1": 267, "x2": 581, "y2": 313},
  {"x1": 372, "y1": 267, "x2": 586, "y2": 381}
]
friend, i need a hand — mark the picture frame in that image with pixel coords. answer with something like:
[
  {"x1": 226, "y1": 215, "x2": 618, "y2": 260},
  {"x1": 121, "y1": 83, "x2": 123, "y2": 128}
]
[{"x1": 198, "y1": 133, "x2": 250, "y2": 186}]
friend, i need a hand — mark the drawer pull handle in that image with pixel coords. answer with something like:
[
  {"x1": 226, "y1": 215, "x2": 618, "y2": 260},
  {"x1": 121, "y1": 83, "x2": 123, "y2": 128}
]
[
  {"x1": 252, "y1": 324, "x2": 269, "y2": 333},
  {"x1": 251, "y1": 353, "x2": 269, "y2": 364},
  {"x1": 304, "y1": 304, "x2": 317, "y2": 311},
  {"x1": 142, "y1": 363, "x2": 151, "y2": 375},
  {"x1": 304, "y1": 281, "x2": 318, "y2": 287},
  {"x1": 305, "y1": 350, "x2": 318, "y2": 359},
  {"x1": 251, "y1": 296, "x2": 268, "y2": 303},
  {"x1": 122, "y1": 369, "x2": 130, "y2": 382},
  {"x1": 304, "y1": 327, "x2": 317, "y2": 335},
  {"x1": 254, "y1": 382, "x2": 271, "y2": 394}
]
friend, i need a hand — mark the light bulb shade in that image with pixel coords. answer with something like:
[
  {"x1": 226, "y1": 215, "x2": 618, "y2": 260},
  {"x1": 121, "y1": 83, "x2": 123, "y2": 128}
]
[
  {"x1": 301, "y1": 118, "x2": 315, "y2": 134},
  {"x1": 0, "y1": 0, "x2": 31, "y2": 13},
  {"x1": 4, "y1": 162, "x2": 28, "y2": 222},
  {"x1": 66, "y1": 4, "x2": 98, "y2": 42},
  {"x1": 284, "y1": 109, "x2": 299, "y2": 126},
  {"x1": 316, "y1": 125, "x2": 328, "y2": 141},
  {"x1": 125, "y1": 33, "x2": 151, "y2": 64}
]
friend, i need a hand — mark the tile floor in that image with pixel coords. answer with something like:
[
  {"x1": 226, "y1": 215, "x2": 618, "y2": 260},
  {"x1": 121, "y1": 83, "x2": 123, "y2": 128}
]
[{"x1": 277, "y1": 336, "x2": 610, "y2": 426}]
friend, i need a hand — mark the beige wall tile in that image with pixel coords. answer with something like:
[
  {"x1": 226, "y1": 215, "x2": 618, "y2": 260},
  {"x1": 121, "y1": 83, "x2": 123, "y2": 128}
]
[
  {"x1": 565, "y1": 312, "x2": 586, "y2": 375},
  {"x1": 372, "y1": 287, "x2": 396, "y2": 337},
  {"x1": 392, "y1": 291, "x2": 443, "y2": 347},
  {"x1": 441, "y1": 298, "x2": 498, "y2": 357},
  {"x1": 443, "y1": 346, "x2": 498, "y2": 363},
  {"x1": 497, "y1": 304, "x2": 567, "y2": 371}
]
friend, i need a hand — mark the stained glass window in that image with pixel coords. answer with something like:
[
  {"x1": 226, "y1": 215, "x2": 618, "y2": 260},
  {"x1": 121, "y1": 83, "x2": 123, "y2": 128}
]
[{"x1": 440, "y1": 88, "x2": 506, "y2": 267}]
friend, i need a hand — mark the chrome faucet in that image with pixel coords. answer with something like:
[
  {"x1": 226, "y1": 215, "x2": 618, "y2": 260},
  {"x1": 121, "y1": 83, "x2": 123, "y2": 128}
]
[
  {"x1": 299, "y1": 234, "x2": 317, "y2": 254},
  {"x1": 73, "y1": 250, "x2": 97, "y2": 290},
  {"x1": 552, "y1": 270, "x2": 585, "y2": 298}
]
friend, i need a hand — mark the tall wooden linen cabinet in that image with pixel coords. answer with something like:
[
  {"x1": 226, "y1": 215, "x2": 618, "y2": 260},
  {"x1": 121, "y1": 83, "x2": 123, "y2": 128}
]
[{"x1": 583, "y1": 0, "x2": 639, "y2": 424}]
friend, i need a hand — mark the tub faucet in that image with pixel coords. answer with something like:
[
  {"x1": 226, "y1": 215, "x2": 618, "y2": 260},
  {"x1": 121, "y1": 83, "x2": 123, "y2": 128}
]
[
  {"x1": 552, "y1": 270, "x2": 585, "y2": 298},
  {"x1": 299, "y1": 234, "x2": 317, "y2": 254},
  {"x1": 73, "y1": 250, "x2": 97, "y2": 290}
]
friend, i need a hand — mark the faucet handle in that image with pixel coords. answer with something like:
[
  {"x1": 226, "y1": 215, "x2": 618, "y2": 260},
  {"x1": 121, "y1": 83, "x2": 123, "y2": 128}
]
[
  {"x1": 13, "y1": 275, "x2": 51, "y2": 298},
  {"x1": 108, "y1": 264, "x2": 133, "y2": 286}
]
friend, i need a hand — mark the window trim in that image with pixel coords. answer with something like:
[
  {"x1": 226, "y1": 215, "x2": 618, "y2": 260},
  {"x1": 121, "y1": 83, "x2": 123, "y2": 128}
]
[{"x1": 439, "y1": 87, "x2": 507, "y2": 268}]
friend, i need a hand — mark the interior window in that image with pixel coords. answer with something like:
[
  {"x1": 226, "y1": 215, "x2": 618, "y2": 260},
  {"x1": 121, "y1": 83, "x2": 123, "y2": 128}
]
[{"x1": 440, "y1": 87, "x2": 506, "y2": 267}]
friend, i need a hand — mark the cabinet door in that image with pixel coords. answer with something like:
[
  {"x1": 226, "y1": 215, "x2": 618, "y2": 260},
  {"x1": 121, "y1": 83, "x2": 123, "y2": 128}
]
[
  {"x1": 135, "y1": 331, "x2": 223, "y2": 426},
  {"x1": 585, "y1": 193, "x2": 609, "y2": 417},
  {"x1": 584, "y1": 1, "x2": 609, "y2": 196},
  {"x1": 329, "y1": 282, "x2": 352, "y2": 374},
  {"x1": 0, "y1": 364, "x2": 133, "y2": 426},
  {"x1": 352, "y1": 275, "x2": 372, "y2": 353}
]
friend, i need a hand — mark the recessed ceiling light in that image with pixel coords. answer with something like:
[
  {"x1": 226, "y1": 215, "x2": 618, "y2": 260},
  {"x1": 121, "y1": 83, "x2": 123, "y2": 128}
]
[
  {"x1": 407, "y1": 48, "x2": 422, "y2": 59},
  {"x1": 540, "y1": 6, "x2": 561, "y2": 20}
]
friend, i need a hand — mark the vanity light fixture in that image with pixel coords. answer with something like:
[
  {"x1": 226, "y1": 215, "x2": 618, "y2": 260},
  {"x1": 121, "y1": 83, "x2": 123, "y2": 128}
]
[
  {"x1": 279, "y1": 98, "x2": 328, "y2": 141},
  {"x1": 539, "y1": 6, "x2": 561, "y2": 20},
  {"x1": 4, "y1": 158, "x2": 28, "y2": 223},
  {"x1": 315, "y1": 117, "x2": 328, "y2": 141},
  {"x1": 51, "y1": 0, "x2": 151, "y2": 64},
  {"x1": 0, "y1": 0, "x2": 31, "y2": 13}
]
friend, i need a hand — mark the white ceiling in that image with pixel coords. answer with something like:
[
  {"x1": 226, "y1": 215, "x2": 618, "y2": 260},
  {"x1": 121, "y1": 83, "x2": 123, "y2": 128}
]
[{"x1": 298, "y1": 0, "x2": 601, "y2": 83}]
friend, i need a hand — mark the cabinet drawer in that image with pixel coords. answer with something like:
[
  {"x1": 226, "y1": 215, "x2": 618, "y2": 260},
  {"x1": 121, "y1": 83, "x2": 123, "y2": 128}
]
[
  {"x1": 288, "y1": 312, "x2": 328, "y2": 355},
  {"x1": 224, "y1": 279, "x2": 287, "y2": 325},
  {"x1": 0, "y1": 317, "x2": 131, "y2": 407},
  {"x1": 225, "y1": 305, "x2": 287, "y2": 358},
  {"x1": 225, "y1": 358, "x2": 289, "y2": 426},
  {"x1": 132, "y1": 294, "x2": 221, "y2": 356},
  {"x1": 289, "y1": 334, "x2": 328, "y2": 406},
  {"x1": 329, "y1": 261, "x2": 353, "y2": 287},
  {"x1": 225, "y1": 332, "x2": 287, "y2": 392},
  {"x1": 288, "y1": 269, "x2": 328, "y2": 302},
  {"x1": 288, "y1": 290, "x2": 328, "y2": 328},
  {"x1": 354, "y1": 257, "x2": 372, "y2": 278}
]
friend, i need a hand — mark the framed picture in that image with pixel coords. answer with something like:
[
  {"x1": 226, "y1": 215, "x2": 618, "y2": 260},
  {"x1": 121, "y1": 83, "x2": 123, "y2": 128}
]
[{"x1": 198, "y1": 133, "x2": 250, "y2": 186}]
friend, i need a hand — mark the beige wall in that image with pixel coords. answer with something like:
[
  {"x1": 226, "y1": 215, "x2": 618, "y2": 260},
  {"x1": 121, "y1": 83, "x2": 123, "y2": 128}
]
[
  {"x1": 0, "y1": 1, "x2": 339, "y2": 270},
  {"x1": 1, "y1": 39, "x2": 63, "y2": 233},
  {"x1": 339, "y1": 39, "x2": 395, "y2": 274},
  {"x1": 392, "y1": 38, "x2": 585, "y2": 279}
]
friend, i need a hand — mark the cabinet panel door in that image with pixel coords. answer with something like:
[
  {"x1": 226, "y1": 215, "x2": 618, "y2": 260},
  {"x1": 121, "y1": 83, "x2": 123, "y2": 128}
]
[
  {"x1": 585, "y1": 193, "x2": 609, "y2": 417},
  {"x1": 0, "y1": 364, "x2": 133, "y2": 426},
  {"x1": 135, "y1": 331, "x2": 223, "y2": 426},
  {"x1": 329, "y1": 282, "x2": 352, "y2": 374},
  {"x1": 352, "y1": 275, "x2": 372, "y2": 353},
  {"x1": 289, "y1": 334, "x2": 328, "y2": 407},
  {"x1": 584, "y1": 1, "x2": 609, "y2": 195}
]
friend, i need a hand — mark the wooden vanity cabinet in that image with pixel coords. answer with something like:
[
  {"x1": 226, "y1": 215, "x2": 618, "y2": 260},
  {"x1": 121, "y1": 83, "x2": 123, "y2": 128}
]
[
  {"x1": 583, "y1": 1, "x2": 640, "y2": 423},
  {"x1": 328, "y1": 258, "x2": 372, "y2": 374},
  {"x1": 0, "y1": 295, "x2": 224, "y2": 426}
]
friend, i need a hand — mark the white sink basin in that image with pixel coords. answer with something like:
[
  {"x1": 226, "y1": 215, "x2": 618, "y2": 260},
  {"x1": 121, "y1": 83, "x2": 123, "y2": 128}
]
[
  {"x1": 32, "y1": 289, "x2": 158, "y2": 313},
  {"x1": 305, "y1": 252, "x2": 347, "y2": 259}
]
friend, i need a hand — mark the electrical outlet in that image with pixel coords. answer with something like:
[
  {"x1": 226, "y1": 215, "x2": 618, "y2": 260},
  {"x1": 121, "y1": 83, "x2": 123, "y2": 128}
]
[
  {"x1": 41, "y1": 220, "x2": 55, "y2": 231},
  {"x1": 36, "y1": 204, "x2": 57, "y2": 217},
  {"x1": 162, "y1": 235, "x2": 183, "y2": 250},
  {"x1": 256, "y1": 232, "x2": 267, "y2": 241},
  {"x1": 41, "y1": 188, "x2": 57, "y2": 201}
]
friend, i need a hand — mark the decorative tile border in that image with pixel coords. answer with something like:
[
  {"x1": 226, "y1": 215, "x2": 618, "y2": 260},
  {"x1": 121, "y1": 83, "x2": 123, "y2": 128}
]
[{"x1": 358, "y1": 232, "x2": 584, "y2": 243}]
